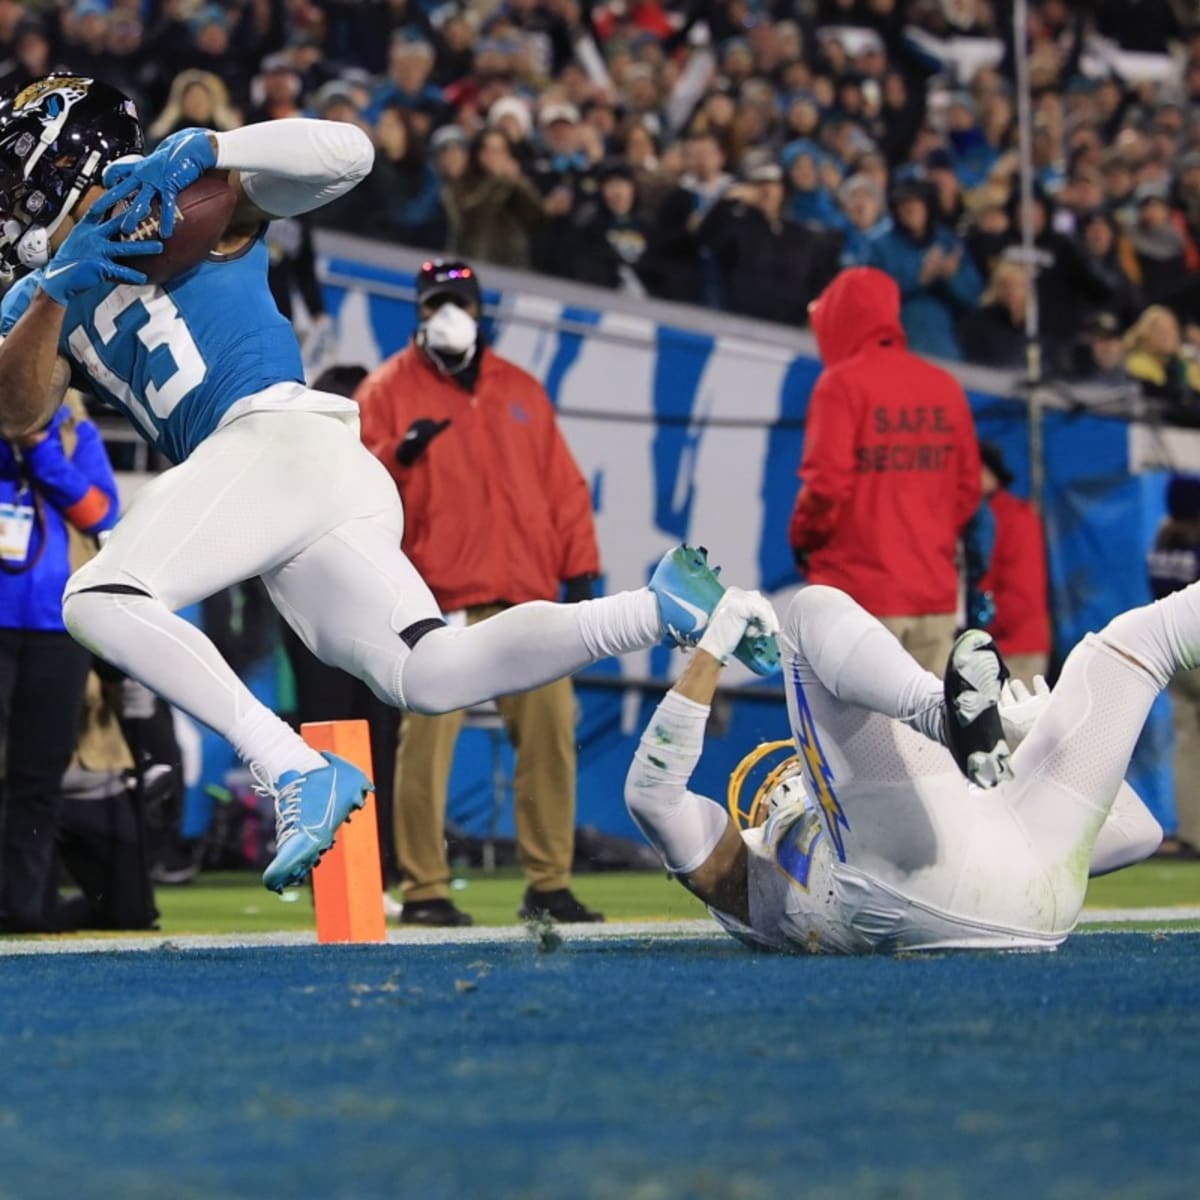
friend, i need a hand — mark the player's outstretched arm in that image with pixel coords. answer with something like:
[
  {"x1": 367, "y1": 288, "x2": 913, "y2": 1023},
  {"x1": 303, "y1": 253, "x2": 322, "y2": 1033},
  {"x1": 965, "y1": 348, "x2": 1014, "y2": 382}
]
[
  {"x1": 624, "y1": 589, "x2": 780, "y2": 924},
  {"x1": 102, "y1": 120, "x2": 374, "y2": 241}
]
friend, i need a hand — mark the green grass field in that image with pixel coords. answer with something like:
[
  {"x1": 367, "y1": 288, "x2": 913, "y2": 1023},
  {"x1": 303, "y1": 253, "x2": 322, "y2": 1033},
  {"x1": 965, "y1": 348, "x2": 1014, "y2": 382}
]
[{"x1": 147, "y1": 860, "x2": 1200, "y2": 935}]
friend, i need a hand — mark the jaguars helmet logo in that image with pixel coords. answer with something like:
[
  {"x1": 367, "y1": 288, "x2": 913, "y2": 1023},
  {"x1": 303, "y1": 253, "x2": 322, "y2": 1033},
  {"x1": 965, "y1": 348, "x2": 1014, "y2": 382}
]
[{"x1": 13, "y1": 76, "x2": 92, "y2": 119}]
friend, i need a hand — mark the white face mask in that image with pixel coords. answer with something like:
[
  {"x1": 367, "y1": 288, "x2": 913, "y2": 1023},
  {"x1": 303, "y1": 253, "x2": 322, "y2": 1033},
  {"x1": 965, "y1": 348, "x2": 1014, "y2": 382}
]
[{"x1": 421, "y1": 302, "x2": 478, "y2": 358}]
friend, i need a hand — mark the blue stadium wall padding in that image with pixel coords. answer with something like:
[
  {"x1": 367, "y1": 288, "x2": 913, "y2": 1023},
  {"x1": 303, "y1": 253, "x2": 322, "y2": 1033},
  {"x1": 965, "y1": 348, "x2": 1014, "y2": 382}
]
[{"x1": 315, "y1": 236, "x2": 1176, "y2": 836}]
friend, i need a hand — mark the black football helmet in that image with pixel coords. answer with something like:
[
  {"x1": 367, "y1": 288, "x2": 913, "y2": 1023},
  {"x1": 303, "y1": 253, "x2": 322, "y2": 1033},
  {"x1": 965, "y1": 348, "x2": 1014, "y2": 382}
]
[{"x1": 0, "y1": 74, "x2": 143, "y2": 275}]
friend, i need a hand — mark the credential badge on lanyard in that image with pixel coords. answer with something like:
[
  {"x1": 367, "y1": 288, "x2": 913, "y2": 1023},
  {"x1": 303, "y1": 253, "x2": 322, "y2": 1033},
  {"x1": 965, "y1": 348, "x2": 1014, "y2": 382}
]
[{"x1": 0, "y1": 499, "x2": 35, "y2": 563}]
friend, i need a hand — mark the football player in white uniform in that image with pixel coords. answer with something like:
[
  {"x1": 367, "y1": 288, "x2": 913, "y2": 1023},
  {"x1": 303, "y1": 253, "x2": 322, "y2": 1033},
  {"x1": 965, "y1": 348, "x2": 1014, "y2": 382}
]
[
  {"x1": 624, "y1": 583, "x2": 1175, "y2": 953},
  {"x1": 0, "y1": 75, "x2": 778, "y2": 892}
]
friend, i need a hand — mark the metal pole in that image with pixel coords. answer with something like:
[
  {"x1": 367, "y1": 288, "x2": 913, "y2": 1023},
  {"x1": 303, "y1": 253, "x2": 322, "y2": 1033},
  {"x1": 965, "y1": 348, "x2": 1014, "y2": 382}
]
[{"x1": 1014, "y1": 0, "x2": 1044, "y2": 512}]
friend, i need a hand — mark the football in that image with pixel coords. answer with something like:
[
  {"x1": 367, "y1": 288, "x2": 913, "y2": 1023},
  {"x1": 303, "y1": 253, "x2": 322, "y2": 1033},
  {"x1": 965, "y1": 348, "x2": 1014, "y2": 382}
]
[{"x1": 114, "y1": 172, "x2": 238, "y2": 285}]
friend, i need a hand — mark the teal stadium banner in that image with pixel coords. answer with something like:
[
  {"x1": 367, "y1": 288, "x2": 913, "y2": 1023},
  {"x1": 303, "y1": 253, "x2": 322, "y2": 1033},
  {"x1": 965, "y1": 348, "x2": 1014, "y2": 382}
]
[{"x1": 315, "y1": 234, "x2": 1176, "y2": 841}]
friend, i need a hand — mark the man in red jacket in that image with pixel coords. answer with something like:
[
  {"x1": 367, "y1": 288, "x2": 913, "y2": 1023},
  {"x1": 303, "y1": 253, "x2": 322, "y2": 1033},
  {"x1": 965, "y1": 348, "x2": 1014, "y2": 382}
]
[
  {"x1": 356, "y1": 259, "x2": 604, "y2": 926},
  {"x1": 978, "y1": 442, "x2": 1051, "y2": 685},
  {"x1": 789, "y1": 266, "x2": 982, "y2": 673}
]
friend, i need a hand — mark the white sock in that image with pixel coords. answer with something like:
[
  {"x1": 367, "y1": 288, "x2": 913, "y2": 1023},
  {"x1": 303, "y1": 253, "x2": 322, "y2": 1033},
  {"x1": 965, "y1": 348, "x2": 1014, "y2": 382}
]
[
  {"x1": 63, "y1": 590, "x2": 324, "y2": 778},
  {"x1": 576, "y1": 589, "x2": 662, "y2": 658},
  {"x1": 229, "y1": 706, "x2": 325, "y2": 780}
]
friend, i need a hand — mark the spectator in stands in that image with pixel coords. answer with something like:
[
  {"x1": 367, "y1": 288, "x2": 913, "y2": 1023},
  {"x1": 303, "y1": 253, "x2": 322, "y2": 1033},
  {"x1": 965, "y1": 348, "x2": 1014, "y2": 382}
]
[
  {"x1": 789, "y1": 267, "x2": 982, "y2": 674},
  {"x1": 172, "y1": 4, "x2": 247, "y2": 108},
  {"x1": 924, "y1": 147, "x2": 965, "y2": 228},
  {"x1": 642, "y1": 126, "x2": 732, "y2": 306},
  {"x1": 367, "y1": 35, "x2": 445, "y2": 125},
  {"x1": 1019, "y1": 191, "x2": 1116, "y2": 373},
  {"x1": 147, "y1": 69, "x2": 240, "y2": 147},
  {"x1": 1127, "y1": 181, "x2": 1197, "y2": 307},
  {"x1": 1071, "y1": 310, "x2": 1131, "y2": 385},
  {"x1": 430, "y1": 122, "x2": 470, "y2": 197},
  {"x1": 244, "y1": 52, "x2": 303, "y2": 125},
  {"x1": 1147, "y1": 474, "x2": 1200, "y2": 858},
  {"x1": 487, "y1": 95, "x2": 534, "y2": 164},
  {"x1": 530, "y1": 102, "x2": 596, "y2": 273},
  {"x1": 1125, "y1": 305, "x2": 1200, "y2": 424},
  {"x1": 0, "y1": 396, "x2": 118, "y2": 932},
  {"x1": 782, "y1": 140, "x2": 843, "y2": 230},
  {"x1": 837, "y1": 172, "x2": 891, "y2": 267},
  {"x1": 444, "y1": 129, "x2": 544, "y2": 269},
  {"x1": 0, "y1": 18, "x2": 55, "y2": 96},
  {"x1": 867, "y1": 178, "x2": 982, "y2": 361},
  {"x1": 878, "y1": 67, "x2": 924, "y2": 165},
  {"x1": 1077, "y1": 209, "x2": 1142, "y2": 327},
  {"x1": 564, "y1": 159, "x2": 651, "y2": 292},
  {"x1": 695, "y1": 157, "x2": 842, "y2": 327},
  {"x1": 355, "y1": 259, "x2": 603, "y2": 927},
  {"x1": 60, "y1": 0, "x2": 116, "y2": 84},
  {"x1": 962, "y1": 184, "x2": 1014, "y2": 279},
  {"x1": 960, "y1": 258, "x2": 1033, "y2": 371},
  {"x1": 977, "y1": 442, "x2": 1051, "y2": 687},
  {"x1": 358, "y1": 103, "x2": 446, "y2": 250}
]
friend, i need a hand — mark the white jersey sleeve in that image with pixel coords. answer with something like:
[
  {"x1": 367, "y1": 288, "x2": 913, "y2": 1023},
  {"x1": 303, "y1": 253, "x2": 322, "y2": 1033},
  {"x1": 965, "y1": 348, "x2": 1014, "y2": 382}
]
[{"x1": 213, "y1": 119, "x2": 374, "y2": 217}]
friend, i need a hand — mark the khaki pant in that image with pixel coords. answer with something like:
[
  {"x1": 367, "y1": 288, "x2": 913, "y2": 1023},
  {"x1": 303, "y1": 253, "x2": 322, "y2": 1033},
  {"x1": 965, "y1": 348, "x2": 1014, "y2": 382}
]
[
  {"x1": 1169, "y1": 668, "x2": 1200, "y2": 847},
  {"x1": 878, "y1": 613, "x2": 959, "y2": 676},
  {"x1": 395, "y1": 604, "x2": 577, "y2": 900},
  {"x1": 1004, "y1": 653, "x2": 1050, "y2": 689}
]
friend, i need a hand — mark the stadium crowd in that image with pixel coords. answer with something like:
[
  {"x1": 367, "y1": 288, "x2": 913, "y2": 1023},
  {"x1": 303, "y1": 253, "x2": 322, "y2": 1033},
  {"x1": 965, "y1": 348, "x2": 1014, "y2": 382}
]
[{"x1": 3, "y1": 0, "x2": 1200, "y2": 406}]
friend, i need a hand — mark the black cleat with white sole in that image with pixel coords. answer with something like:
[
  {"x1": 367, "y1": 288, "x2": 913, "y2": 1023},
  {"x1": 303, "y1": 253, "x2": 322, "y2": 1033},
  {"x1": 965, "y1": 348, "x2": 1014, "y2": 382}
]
[{"x1": 944, "y1": 629, "x2": 1014, "y2": 788}]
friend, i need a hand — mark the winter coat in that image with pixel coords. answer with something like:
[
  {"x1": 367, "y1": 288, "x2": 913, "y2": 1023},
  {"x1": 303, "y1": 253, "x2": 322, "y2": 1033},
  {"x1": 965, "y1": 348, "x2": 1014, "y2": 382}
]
[
  {"x1": 445, "y1": 174, "x2": 544, "y2": 270},
  {"x1": 356, "y1": 344, "x2": 600, "y2": 611},
  {"x1": 789, "y1": 267, "x2": 982, "y2": 616},
  {"x1": 866, "y1": 224, "x2": 982, "y2": 361},
  {"x1": 695, "y1": 199, "x2": 842, "y2": 327},
  {"x1": 980, "y1": 488, "x2": 1051, "y2": 657},
  {"x1": 361, "y1": 154, "x2": 448, "y2": 250},
  {"x1": 0, "y1": 405, "x2": 118, "y2": 632},
  {"x1": 564, "y1": 203, "x2": 651, "y2": 290},
  {"x1": 959, "y1": 303, "x2": 1028, "y2": 370}
]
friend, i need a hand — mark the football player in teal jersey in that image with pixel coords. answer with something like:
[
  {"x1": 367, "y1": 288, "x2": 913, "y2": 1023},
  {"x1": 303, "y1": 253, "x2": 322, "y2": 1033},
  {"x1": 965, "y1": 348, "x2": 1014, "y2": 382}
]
[{"x1": 0, "y1": 75, "x2": 777, "y2": 893}]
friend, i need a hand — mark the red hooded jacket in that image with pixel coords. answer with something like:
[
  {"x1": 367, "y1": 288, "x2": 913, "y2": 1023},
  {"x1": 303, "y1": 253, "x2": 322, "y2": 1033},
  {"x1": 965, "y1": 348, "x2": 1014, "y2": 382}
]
[
  {"x1": 789, "y1": 267, "x2": 982, "y2": 616},
  {"x1": 356, "y1": 344, "x2": 600, "y2": 612},
  {"x1": 980, "y1": 489, "x2": 1051, "y2": 657}
]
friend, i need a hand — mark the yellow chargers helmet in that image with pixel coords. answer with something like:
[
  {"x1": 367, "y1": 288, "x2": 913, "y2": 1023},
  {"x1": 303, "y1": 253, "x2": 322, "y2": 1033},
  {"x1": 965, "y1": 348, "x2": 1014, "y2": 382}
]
[{"x1": 727, "y1": 739, "x2": 806, "y2": 830}]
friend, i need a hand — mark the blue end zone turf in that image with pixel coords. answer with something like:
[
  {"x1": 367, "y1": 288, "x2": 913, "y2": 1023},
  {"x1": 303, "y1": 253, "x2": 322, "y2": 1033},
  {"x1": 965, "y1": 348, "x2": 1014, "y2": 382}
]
[{"x1": 1, "y1": 932, "x2": 1197, "y2": 1199}]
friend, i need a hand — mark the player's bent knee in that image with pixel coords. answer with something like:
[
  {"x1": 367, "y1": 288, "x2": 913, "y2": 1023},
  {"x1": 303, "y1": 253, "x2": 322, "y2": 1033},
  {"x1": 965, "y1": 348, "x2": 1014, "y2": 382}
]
[
  {"x1": 62, "y1": 584, "x2": 153, "y2": 649},
  {"x1": 784, "y1": 584, "x2": 851, "y2": 642},
  {"x1": 387, "y1": 623, "x2": 461, "y2": 715}
]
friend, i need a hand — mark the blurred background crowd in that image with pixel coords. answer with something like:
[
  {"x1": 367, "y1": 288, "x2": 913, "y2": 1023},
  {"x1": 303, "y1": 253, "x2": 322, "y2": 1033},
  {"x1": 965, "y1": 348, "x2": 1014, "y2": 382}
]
[
  {"x1": 4, "y1": 0, "x2": 1200, "y2": 411},
  {"x1": 4, "y1": 0, "x2": 1200, "y2": 932}
]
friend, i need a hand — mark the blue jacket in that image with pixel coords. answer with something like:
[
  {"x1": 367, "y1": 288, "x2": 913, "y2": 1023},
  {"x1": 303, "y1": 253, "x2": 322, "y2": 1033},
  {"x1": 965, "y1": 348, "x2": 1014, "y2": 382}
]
[
  {"x1": 866, "y1": 225, "x2": 982, "y2": 361},
  {"x1": 0, "y1": 406, "x2": 118, "y2": 631}
]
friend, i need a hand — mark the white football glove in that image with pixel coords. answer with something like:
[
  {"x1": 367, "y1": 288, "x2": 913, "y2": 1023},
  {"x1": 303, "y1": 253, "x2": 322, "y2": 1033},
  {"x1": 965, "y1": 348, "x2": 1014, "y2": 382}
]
[
  {"x1": 697, "y1": 587, "x2": 779, "y2": 665},
  {"x1": 998, "y1": 674, "x2": 1050, "y2": 747}
]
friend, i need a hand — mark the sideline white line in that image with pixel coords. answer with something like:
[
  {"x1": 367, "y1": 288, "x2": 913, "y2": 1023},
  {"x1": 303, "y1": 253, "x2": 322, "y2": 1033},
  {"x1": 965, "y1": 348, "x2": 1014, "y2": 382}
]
[
  {"x1": 1, "y1": 910, "x2": 1198, "y2": 956},
  {"x1": 1078, "y1": 906, "x2": 1200, "y2": 924},
  {"x1": 0, "y1": 920, "x2": 722, "y2": 957}
]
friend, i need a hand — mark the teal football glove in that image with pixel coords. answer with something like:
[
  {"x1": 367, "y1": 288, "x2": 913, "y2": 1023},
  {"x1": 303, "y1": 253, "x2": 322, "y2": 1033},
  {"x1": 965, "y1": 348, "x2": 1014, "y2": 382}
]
[
  {"x1": 39, "y1": 206, "x2": 162, "y2": 304},
  {"x1": 102, "y1": 127, "x2": 218, "y2": 238}
]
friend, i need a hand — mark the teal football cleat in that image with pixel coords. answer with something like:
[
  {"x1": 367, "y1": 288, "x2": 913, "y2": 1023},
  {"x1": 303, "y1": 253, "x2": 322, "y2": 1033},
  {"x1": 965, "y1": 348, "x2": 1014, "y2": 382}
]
[
  {"x1": 648, "y1": 544, "x2": 781, "y2": 676},
  {"x1": 649, "y1": 543, "x2": 724, "y2": 646},
  {"x1": 258, "y1": 754, "x2": 373, "y2": 893}
]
